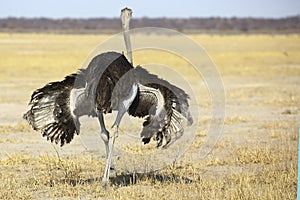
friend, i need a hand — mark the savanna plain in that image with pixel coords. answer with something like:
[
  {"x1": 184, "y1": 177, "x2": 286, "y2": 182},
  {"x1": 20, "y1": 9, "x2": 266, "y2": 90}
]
[{"x1": 0, "y1": 33, "x2": 299, "y2": 199}]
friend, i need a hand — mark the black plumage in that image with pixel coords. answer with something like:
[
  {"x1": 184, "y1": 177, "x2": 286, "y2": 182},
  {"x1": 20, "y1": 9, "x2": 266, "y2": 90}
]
[{"x1": 24, "y1": 51, "x2": 193, "y2": 148}]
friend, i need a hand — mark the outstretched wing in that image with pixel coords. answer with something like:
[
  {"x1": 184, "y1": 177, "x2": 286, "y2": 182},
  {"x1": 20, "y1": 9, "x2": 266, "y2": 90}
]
[
  {"x1": 127, "y1": 66, "x2": 193, "y2": 148},
  {"x1": 129, "y1": 83, "x2": 190, "y2": 148},
  {"x1": 23, "y1": 72, "x2": 86, "y2": 146}
]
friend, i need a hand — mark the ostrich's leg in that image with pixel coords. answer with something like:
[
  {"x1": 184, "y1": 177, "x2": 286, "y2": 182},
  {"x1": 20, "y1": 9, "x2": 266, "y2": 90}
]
[
  {"x1": 102, "y1": 130, "x2": 116, "y2": 188},
  {"x1": 102, "y1": 83, "x2": 138, "y2": 187},
  {"x1": 98, "y1": 112, "x2": 116, "y2": 188},
  {"x1": 111, "y1": 83, "x2": 138, "y2": 137},
  {"x1": 98, "y1": 113, "x2": 109, "y2": 159}
]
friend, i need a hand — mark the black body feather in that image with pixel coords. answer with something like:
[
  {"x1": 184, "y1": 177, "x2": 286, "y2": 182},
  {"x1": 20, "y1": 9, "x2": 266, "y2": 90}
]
[{"x1": 24, "y1": 51, "x2": 192, "y2": 148}]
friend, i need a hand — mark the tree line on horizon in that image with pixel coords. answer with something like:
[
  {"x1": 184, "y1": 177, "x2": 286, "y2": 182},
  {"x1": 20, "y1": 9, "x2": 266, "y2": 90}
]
[{"x1": 0, "y1": 16, "x2": 299, "y2": 33}]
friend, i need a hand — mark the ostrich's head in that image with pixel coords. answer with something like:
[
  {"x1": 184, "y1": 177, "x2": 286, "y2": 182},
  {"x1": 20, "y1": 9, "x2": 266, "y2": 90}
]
[{"x1": 121, "y1": 8, "x2": 132, "y2": 30}]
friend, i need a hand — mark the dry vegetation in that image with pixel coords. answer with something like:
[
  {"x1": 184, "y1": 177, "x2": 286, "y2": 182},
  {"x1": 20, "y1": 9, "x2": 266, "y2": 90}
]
[{"x1": 0, "y1": 33, "x2": 299, "y2": 199}]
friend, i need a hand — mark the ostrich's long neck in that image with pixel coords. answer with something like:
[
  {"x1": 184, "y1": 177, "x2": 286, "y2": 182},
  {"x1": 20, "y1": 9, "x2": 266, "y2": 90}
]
[{"x1": 121, "y1": 8, "x2": 133, "y2": 65}]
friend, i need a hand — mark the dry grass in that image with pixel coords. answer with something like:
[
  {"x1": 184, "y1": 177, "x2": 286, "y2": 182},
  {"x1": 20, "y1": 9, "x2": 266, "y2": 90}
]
[
  {"x1": 0, "y1": 123, "x2": 33, "y2": 134},
  {"x1": 0, "y1": 33, "x2": 299, "y2": 199},
  {"x1": 0, "y1": 142, "x2": 296, "y2": 199}
]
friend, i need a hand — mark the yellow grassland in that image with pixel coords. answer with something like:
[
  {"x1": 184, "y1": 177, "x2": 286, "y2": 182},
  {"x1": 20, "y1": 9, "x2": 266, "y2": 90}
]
[{"x1": 0, "y1": 33, "x2": 299, "y2": 199}]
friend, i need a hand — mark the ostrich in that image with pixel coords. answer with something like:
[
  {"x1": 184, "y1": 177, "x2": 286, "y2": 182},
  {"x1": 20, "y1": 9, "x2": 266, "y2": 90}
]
[{"x1": 23, "y1": 8, "x2": 193, "y2": 187}]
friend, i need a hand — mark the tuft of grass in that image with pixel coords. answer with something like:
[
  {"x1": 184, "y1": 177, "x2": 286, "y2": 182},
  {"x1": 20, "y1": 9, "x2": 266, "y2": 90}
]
[
  {"x1": 225, "y1": 116, "x2": 252, "y2": 125},
  {"x1": 0, "y1": 123, "x2": 33, "y2": 135},
  {"x1": 235, "y1": 146, "x2": 282, "y2": 165}
]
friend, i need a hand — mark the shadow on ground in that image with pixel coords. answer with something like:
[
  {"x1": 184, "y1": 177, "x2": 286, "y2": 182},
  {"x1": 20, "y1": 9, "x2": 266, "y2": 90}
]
[{"x1": 57, "y1": 172, "x2": 194, "y2": 187}]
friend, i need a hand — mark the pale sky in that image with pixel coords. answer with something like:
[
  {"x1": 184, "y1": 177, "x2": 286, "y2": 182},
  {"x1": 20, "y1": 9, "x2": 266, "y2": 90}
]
[{"x1": 0, "y1": 0, "x2": 299, "y2": 18}]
